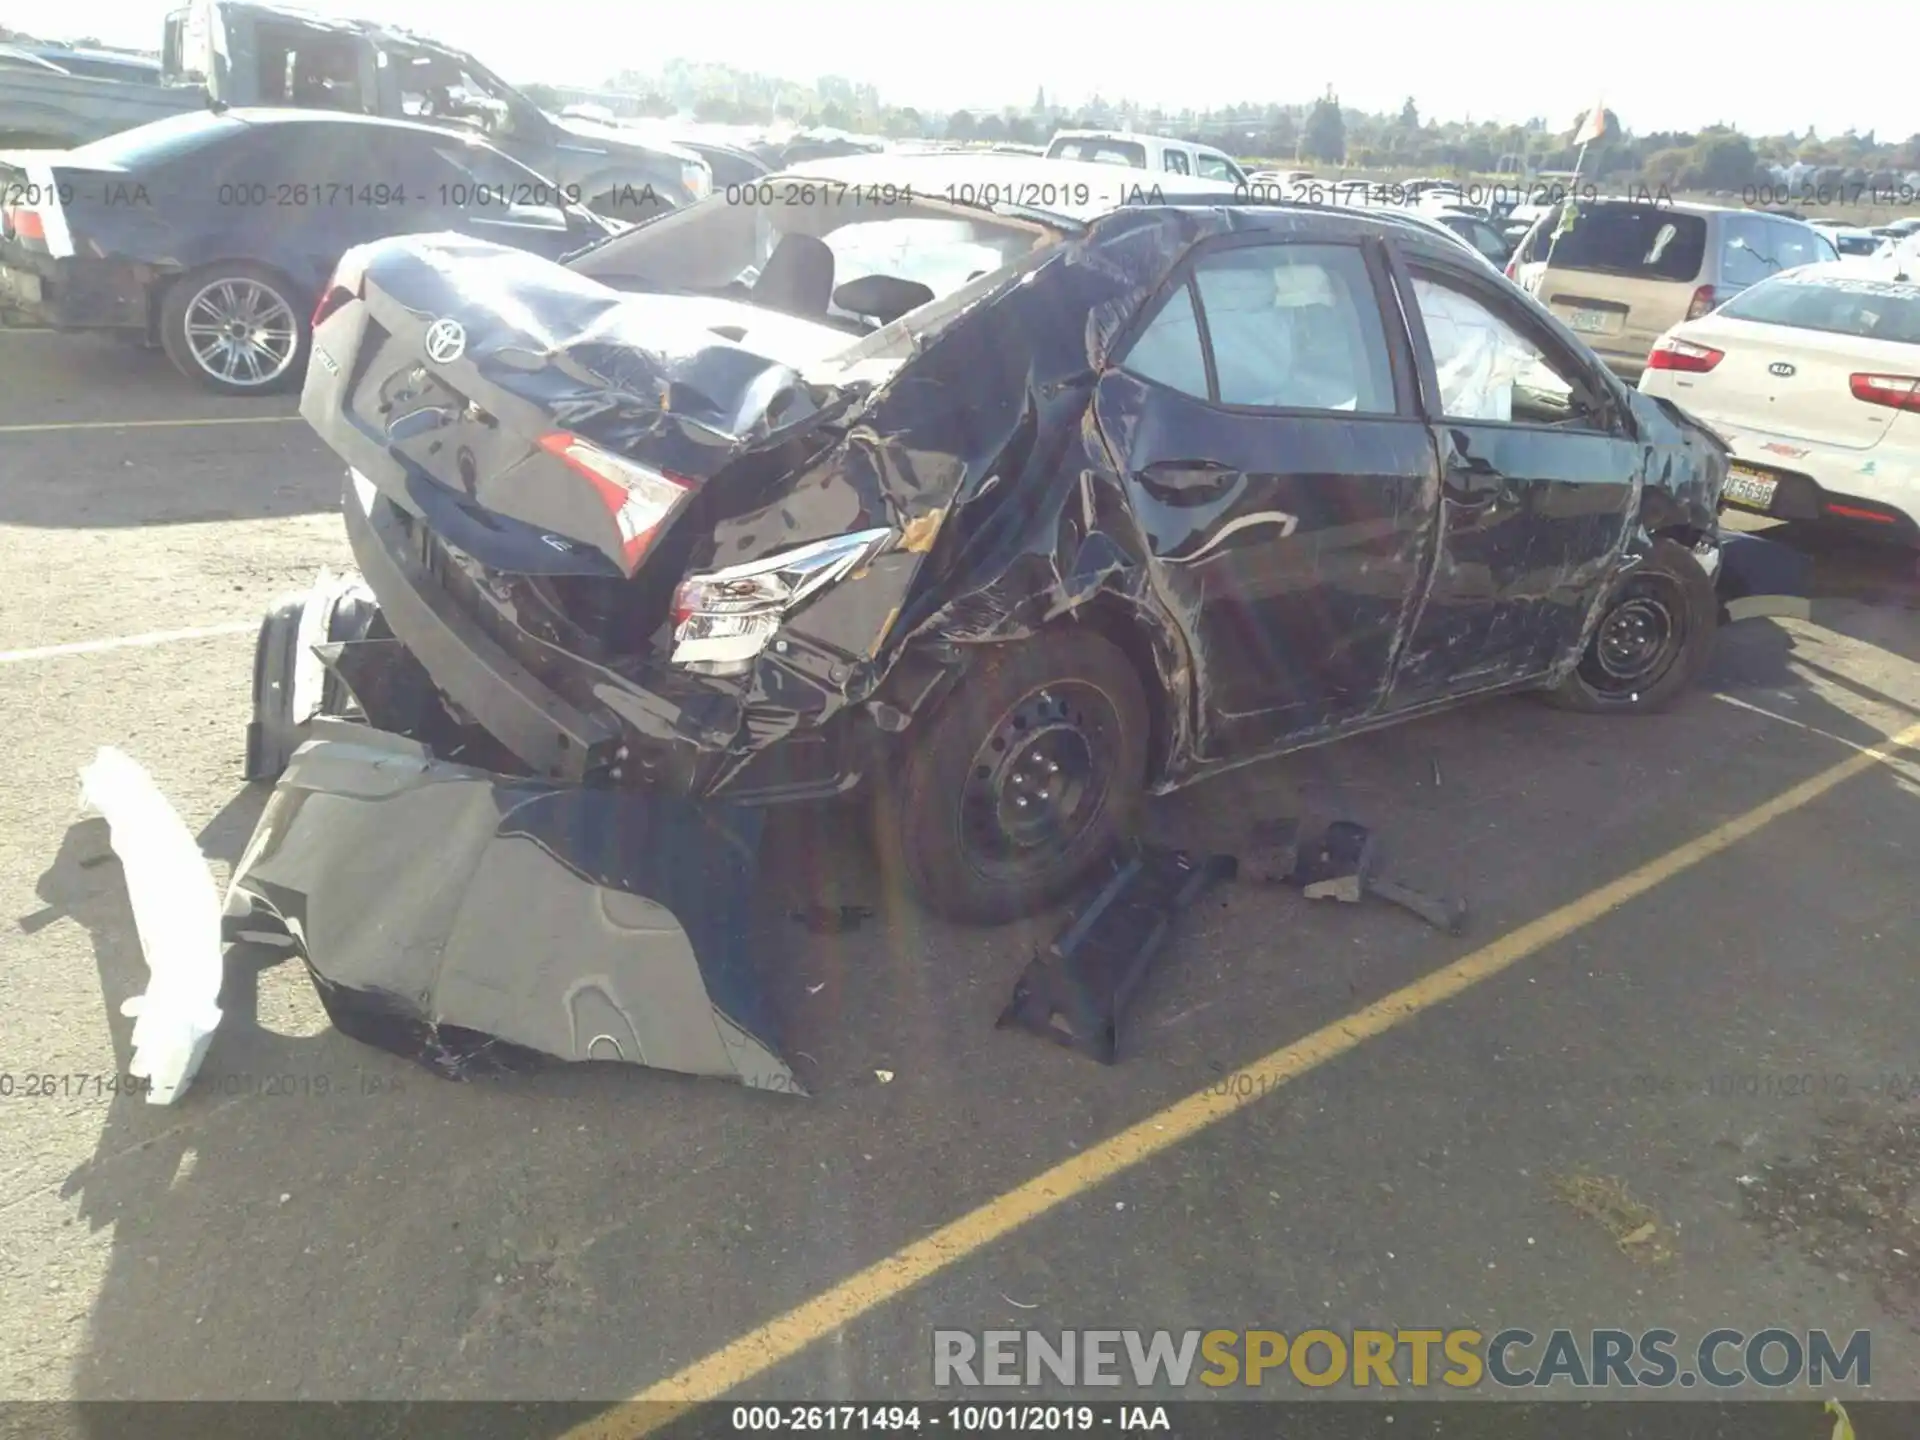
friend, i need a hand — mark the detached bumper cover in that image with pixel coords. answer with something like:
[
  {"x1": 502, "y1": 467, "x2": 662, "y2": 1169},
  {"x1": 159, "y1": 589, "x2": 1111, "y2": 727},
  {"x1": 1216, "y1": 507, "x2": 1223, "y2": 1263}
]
[{"x1": 226, "y1": 719, "x2": 801, "y2": 1092}]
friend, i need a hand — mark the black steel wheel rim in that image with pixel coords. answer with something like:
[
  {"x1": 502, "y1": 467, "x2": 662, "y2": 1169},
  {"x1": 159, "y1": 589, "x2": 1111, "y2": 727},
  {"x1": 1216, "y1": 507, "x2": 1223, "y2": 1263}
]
[
  {"x1": 957, "y1": 683, "x2": 1117, "y2": 878},
  {"x1": 1580, "y1": 574, "x2": 1687, "y2": 696}
]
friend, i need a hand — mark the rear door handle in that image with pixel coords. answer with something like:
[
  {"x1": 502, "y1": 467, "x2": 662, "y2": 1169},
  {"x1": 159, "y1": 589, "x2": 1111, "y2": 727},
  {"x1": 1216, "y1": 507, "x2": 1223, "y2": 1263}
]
[
  {"x1": 1441, "y1": 459, "x2": 1502, "y2": 510},
  {"x1": 1138, "y1": 460, "x2": 1243, "y2": 494}
]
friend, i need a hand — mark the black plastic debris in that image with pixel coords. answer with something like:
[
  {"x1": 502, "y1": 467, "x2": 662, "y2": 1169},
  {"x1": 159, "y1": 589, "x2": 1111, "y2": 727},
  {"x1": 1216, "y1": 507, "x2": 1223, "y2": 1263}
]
[
  {"x1": 1245, "y1": 817, "x2": 1467, "y2": 935},
  {"x1": 997, "y1": 844, "x2": 1238, "y2": 1064}
]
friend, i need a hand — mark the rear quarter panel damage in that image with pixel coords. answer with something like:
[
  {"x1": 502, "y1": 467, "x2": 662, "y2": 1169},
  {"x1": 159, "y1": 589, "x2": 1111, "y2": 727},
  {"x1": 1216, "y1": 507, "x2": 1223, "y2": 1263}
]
[{"x1": 691, "y1": 212, "x2": 1229, "y2": 792}]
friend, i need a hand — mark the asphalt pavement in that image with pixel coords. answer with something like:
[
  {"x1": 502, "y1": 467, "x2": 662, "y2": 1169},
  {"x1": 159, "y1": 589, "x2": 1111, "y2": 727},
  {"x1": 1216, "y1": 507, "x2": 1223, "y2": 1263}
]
[{"x1": 3, "y1": 330, "x2": 1918, "y2": 1420}]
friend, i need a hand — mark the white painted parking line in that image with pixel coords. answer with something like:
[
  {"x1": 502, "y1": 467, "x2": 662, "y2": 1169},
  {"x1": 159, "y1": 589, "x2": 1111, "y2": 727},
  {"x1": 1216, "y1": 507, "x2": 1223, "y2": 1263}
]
[
  {"x1": 0, "y1": 621, "x2": 256, "y2": 665},
  {"x1": 0, "y1": 416, "x2": 304, "y2": 434}
]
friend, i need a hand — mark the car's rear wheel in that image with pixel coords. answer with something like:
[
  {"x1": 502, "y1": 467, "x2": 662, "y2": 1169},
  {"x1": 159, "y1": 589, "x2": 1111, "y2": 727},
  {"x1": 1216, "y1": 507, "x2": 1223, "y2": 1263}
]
[
  {"x1": 873, "y1": 630, "x2": 1148, "y2": 925},
  {"x1": 1544, "y1": 537, "x2": 1718, "y2": 714},
  {"x1": 160, "y1": 263, "x2": 309, "y2": 396}
]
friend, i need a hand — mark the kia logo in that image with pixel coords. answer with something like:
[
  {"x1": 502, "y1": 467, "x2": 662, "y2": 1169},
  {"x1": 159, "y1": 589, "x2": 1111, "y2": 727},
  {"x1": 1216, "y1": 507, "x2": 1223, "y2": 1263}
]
[
  {"x1": 1769, "y1": 361, "x2": 1796, "y2": 377},
  {"x1": 424, "y1": 317, "x2": 466, "y2": 365}
]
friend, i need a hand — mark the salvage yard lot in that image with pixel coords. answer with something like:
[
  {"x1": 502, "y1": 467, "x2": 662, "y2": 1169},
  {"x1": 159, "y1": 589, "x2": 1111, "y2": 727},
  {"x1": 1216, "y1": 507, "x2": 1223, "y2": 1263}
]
[{"x1": 3, "y1": 327, "x2": 1919, "y2": 1412}]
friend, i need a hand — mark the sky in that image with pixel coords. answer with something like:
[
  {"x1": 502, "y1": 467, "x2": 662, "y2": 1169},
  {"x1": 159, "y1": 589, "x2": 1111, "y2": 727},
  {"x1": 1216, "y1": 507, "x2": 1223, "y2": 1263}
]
[{"x1": 13, "y1": 0, "x2": 1912, "y2": 140}]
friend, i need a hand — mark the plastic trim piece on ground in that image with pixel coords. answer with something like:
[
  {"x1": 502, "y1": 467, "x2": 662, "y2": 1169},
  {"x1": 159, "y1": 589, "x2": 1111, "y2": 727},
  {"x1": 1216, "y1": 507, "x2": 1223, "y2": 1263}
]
[{"x1": 998, "y1": 843, "x2": 1238, "y2": 1064}]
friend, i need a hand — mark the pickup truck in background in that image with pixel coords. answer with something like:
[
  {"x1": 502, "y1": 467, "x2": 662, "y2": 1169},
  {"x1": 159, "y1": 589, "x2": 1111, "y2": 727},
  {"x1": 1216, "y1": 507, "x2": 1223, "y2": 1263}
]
[{"x1": 0, "y1": 0, "x2": 708, "y2": 219}]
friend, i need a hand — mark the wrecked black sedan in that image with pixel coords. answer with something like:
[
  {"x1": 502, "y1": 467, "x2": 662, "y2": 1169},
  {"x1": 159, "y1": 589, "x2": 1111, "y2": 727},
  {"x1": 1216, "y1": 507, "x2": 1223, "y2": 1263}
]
[{"x1": 244, "y1": 154, "x2": 1741, "y2": 949}]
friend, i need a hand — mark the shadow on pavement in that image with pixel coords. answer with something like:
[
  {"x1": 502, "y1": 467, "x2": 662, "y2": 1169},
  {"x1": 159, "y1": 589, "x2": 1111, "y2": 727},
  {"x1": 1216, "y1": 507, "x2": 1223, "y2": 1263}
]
[{"x1": 26, "y1": 523, "x2": 1920, "y2": 1418}]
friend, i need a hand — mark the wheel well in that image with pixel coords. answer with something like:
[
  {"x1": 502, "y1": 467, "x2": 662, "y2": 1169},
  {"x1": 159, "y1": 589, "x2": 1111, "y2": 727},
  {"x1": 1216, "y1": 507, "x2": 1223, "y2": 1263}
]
[
  {"x1": 1074, "y1": 599, "x2": 1179, "y2": 785},
  {"x1": 154, "y1": 260, "x2": 311, "y2": 334}
]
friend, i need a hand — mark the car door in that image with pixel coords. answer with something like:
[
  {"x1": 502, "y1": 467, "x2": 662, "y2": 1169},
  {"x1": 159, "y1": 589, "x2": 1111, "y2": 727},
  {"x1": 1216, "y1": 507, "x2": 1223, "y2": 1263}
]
[
  {"x1": 1092, "y1": 235, "x2": 1441, "y2": 758},
  {"x1": 200, "y1": 122, "x2": 416, "y2": 304},
  {"x1": 1386, "y1": 251, "x2": 1646, "y2": 706}
]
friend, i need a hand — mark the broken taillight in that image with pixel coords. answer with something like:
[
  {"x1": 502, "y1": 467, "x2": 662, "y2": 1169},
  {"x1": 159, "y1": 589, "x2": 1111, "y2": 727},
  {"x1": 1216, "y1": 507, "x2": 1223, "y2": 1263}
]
[
  {"x1": 1685, "y1": 285, "x2": 1718, "y2": 321},
  {"x1": 1848, "y1": 372, "x2": 1920, "y2": 413},
  {"x1": 2, "y1": 205, "x2": 46, "y2": 245},
  {"x1": 1646, "y1": 336, "x2": 1724, "y2": 373},
  {"x1": 310, "y1": 244, "x2": 374, "y2": 328},
  {"x1": 536, "y1": 432, "x2": 694, "y2": 570}
]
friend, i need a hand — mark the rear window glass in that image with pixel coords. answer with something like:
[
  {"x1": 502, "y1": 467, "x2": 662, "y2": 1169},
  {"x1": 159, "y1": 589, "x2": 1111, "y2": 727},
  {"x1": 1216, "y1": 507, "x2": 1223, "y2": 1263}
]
[
  {"x1": 1833, "y1": 234, "x2": 1880, "y2": 256},
  {"x1": 1523, "y1": 203, "x2": 1707, "y2": 281},
  {"x1": 1047, "y1": 138, "x2": 1147, "y2": 168},
  {"x1": 67, "y1": 110, "x2": 241, "y2": 169},
  {"x1": 1718, "y1": 273, "x2": 1920, "y2": 346}
]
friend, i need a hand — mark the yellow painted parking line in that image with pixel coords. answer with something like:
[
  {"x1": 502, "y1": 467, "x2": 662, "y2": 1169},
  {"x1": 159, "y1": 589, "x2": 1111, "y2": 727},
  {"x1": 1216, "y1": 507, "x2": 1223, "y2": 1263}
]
[
  {"x1": 0, "y1": 416, "x2": 303, "y2": 434},
  {"x1": 565, "y1": 717, "x2": 1920, "y2": 1439}
]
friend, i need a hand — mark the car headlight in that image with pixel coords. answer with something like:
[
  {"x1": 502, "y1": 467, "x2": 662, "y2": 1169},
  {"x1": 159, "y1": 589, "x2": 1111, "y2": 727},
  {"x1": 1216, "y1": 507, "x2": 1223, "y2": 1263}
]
[
  {"x1": 681, "y1": 161, "x2": 712, "y2": 200},
  {"x1": 670, "y1": 527, "x2": 893, "y2": 675}
]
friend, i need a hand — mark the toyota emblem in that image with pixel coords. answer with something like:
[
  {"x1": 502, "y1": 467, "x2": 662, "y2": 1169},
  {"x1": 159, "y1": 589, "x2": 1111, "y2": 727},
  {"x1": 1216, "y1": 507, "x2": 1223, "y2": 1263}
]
[
  {"x1": 424, "y1": 317, "x2": 466, "y2": 365},
  {"x1": 1768, "y1": 361, "x2": 1796, "y2": 378}
]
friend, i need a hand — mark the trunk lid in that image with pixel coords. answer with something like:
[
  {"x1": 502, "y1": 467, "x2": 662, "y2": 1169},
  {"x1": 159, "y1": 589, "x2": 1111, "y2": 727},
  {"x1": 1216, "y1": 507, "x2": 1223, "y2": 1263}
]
[
  {"x1": 1662, "y1": 313, "x2": 1916, "y2": 452},
  {"x1": 305, "y1": 234, "x2": 859, "y2": 579}
]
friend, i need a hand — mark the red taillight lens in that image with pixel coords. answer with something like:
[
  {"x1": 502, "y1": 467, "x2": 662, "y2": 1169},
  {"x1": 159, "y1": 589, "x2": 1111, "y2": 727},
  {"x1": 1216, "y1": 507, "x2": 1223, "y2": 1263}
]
[
  {"x1": 1685, "y1": 285, "x2": 1717, "y2": 321},
  {"x1": 1646, "y1": 336, "x2": 1724, "y2": 373},
  {"x1": 1849, "y1": 372, "x2": 1920, "y2": 412},
  {"x1": 3, "y1": 206, "x2": 46, "y2": 244},
  {"x1": 537, "y1": 432, "x2": 694, "y2": 570},
  {"x1": 311, "y1": 245, "x2": 373, "y2": 327},
  {"x1": 1504, "y1": 257, "x2": 1519, "y2": 280}
]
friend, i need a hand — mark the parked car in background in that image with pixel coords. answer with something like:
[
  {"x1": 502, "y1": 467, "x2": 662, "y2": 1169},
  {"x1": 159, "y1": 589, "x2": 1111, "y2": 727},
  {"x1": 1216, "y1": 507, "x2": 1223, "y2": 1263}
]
[
  {"x1": 1810, "y1": 222, "x2": 1881, "y2": 258},
  {"x1": 0, "y1": 108, "x2": 618, "y2": 393},
  {"x1": 265, "y1": 151, "x2": 1732, "y2": 937},
  {"x1": 1, "y1": 0, "x2": 708, "y2": 219},
  {"x1": 0, "y1": 44, "x2": 79, "y2": 73},
  {"x1": 1043, "y1": 129, "x2": 1249, "y2": 185},
  {"x1": 1509, "y1": 200, "x2": 1840, "y2": 382},
  {"x1": 1424, "y1": 206, "x2": 1513, "y2": 266},
  {"x1": 20, "y1": 44, "x2": 162, "y2": 82},
  {"x1": 1639, "y1": 262, "x2": 1920, "y2": 543}
]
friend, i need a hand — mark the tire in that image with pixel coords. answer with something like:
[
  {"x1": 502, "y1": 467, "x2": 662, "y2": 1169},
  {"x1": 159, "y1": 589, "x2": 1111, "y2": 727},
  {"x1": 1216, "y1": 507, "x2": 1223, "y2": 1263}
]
[
  {"x1": 160, "y1": 262, "x2": 310, "y2": 396},
  {"x1": 1544, "y1": 537, "x2": 1718, "y2": 714},
  {"x1": 873, "y1": 629, "x2": 1149, "y2": 925}
]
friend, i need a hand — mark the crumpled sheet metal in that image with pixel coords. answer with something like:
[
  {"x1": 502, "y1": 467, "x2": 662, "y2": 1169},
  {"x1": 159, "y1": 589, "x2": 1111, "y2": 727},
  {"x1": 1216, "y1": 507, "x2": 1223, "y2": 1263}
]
[
  {"x1": 344, "y1": 235, "x2": 839, "y2": 478},
  {"x1": 226, "y1": 719, "x2": 801, "y2": 1092}
]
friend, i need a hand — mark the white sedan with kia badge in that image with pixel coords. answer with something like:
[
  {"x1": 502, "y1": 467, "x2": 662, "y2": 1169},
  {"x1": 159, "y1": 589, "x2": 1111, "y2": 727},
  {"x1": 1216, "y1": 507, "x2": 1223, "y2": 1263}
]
[{"x1": 1638, "y1": 262, "x2": 1920, "y2": 544}]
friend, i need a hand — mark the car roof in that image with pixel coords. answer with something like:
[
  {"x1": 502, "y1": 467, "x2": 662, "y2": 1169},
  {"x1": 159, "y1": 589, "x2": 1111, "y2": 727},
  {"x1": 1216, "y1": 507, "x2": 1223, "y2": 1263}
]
[{"x1": 1777, "y1": 259, "x2": 1920, "y2": 289}]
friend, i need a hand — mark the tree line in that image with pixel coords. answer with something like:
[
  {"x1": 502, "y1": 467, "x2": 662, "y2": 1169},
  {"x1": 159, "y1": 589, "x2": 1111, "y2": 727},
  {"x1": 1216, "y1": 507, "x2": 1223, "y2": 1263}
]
[{"x1": 528, "y1": 63, "x2": 1920, "y2": 188}]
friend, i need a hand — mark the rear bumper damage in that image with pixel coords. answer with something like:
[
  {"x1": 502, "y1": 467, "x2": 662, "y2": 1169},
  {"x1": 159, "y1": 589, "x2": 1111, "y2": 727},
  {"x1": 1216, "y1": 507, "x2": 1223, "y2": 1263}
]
[{"x1": 226, "y1": 718, "x2": 803, "y2": 1093}]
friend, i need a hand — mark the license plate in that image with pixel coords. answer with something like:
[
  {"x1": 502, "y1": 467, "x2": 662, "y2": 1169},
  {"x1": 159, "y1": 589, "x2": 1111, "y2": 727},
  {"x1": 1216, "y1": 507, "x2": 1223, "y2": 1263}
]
[
  {"x1": 1566, "y1": 308, "x2": 1610, "y2": 335},
  {"x1": 1723, "y1": 467, "x2": 1778, "y2": 511}
]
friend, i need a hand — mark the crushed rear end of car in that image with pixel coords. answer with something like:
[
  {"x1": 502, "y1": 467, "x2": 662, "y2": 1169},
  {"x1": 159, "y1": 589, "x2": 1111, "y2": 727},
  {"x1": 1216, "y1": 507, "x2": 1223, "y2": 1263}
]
[{"x1": 227, "y1": 216, "x2": 1080, "y2": 1088}]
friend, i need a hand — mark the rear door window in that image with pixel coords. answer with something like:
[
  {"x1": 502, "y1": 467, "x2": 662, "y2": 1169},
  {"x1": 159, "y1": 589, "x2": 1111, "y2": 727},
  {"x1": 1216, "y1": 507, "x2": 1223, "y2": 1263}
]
[
  {"x1": 1120, "y1": 280, "x2": 1211, "y2": 398},
  {"x1": 66, "y1": 110, "x2": 243, "y2": 170},
  {"x1": 1191, "y1": 244, "x2": 1397, "y2": 413},
  {"x1": 1719, "y1": 213, "x2": 1781, "y2": 287},
  {"x1": 1766, "y1": 217, "x2": 1837, "y2": 271},
  {"x1": 1195, "y1": 152, "x2": 1237, "y2": 182},
  {"x1": 1163, "y1": 149, "x2": 1191, "y2": 176},
  {"x1": 1525, "y1": 202, "x2": 1707, "y2": 281}
]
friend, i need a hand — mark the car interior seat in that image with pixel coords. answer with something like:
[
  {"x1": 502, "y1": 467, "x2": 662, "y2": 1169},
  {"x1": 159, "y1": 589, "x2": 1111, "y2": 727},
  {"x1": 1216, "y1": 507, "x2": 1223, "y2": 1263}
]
[{"x1": 751, "y1": 234, "x2": 836, "y2": 317}]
